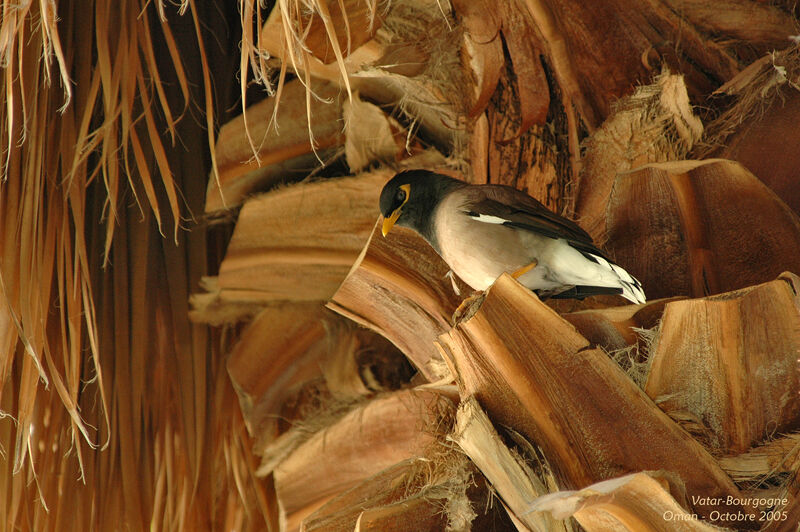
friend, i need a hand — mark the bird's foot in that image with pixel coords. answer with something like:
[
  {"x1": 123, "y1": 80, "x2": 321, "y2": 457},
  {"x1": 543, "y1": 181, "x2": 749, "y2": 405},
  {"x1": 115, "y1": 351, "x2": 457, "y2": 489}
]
[
  {"x1": 451, "y1": 291, "x2": 486, "y2": 325},
  {"x1": 510, "y1": 259, "x2": 538, "y2": 279}
]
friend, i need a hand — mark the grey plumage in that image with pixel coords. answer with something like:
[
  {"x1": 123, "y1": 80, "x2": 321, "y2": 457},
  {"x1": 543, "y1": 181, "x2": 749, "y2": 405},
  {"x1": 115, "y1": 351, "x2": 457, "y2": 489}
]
[{"x1": 379, "y1": 170, "x2": 645, "y2": 304}]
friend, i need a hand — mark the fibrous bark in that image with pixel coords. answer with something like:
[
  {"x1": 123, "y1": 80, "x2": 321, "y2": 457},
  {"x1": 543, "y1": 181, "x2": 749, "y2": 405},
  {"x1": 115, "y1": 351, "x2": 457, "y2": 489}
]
[
  {"x1": 699, "y1": 46, "x2": 800, "y2": 216},
  {"x1": 452, "y1": 396, "x2": 571, "y2": 532},
  {"x1": 529, "y1": 471, "x2": 722, "y2": 532},
  {"x1": 606, "y1": 159, "x2": 800, "y2": 300},
  {"x1": 438, "y1": 274, "x2": 758, "y2": 528},
  {"x1": 644, "y1": 273, "x2": 800, "y2": 454},
  {"x1": 273, "y1": 389, "x2": 455, "y2": 531},
  {"x1": 226, "y1": 304, "x2": 411, "y2": 457},
  {"x1": 328, "y1": 223, "x2": 468, "y2": 382},
  {"x1": 574, "y1": 72, "x2": 703, "y2": 241},
  {"x1": 301, "y1": 454, "x2": 511, "y2": 532}
]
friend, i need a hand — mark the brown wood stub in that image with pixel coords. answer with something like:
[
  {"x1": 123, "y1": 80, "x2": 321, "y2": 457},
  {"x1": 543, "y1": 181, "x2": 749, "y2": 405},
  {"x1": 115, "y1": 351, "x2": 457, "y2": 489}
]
[
  {"x1": 301, "y1": 458, "x2": 439, "y2": 532},
  {"x1": 453, "y1": 0, "x2": 504, "y2": 118},
  {"x1": 217, "y1": 170, "x2": 388, "y2": 304},
  {"x1": 227, "y1": 305, "x2": 328, "y2": 439},
  {"x1": 645, "y1": 275, "x2": 800, "y2": 454},
  {"x1": 606, "y1": 163, "x2": 690, "y2": 299},
  {"x1": 500, "y1": 0, "x2": 550, "y2": 133},
  {"x1": 515, "y1": 0, "x2": 789, "y2": 127},
  {"x1": 606, "y1": 159, "x2": 800, "y2": 300},
  {"x1": 274, "y1": 389, "x2": 454, "y2": 528},
  {"x1": 206, "y1": 79, "x2": 344, "y2": 212},
  {"x1": 304, "y1": 454, "x2": 512, "y2": 532},
  {"x1": 666, "y1": 169, "x2": 720, "y2": 296},
  {"x1": 439, "y1": 273, "x2": 758, "y2": 528},
  {"x1": 573, "y1": 73, "x2": 703, "y2": 243},
  {"x1": 708, "y1": 88, "x2": 800, "y2": 217},
  {"x1": 562, "y1": 297, "x2": 679, "y2": 353},
  {"x1": 486, "y1": 63, "x2": 568, "y2": 213},
  {"x1": 328, "y1": 223, "x2": 466, "y2": 381}
]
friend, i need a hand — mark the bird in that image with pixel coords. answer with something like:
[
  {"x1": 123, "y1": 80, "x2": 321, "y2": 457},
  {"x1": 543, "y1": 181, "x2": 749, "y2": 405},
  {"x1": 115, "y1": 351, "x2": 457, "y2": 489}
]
[{"x1": 378, "y1": 169, "x2": 645, "y2": 304}]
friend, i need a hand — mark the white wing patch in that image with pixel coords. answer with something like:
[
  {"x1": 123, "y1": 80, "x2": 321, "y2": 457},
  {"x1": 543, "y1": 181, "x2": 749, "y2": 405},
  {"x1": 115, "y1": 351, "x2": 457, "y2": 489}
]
[
  {"x1": 610, "y1": 262, "x2": 634, "y2": 284},
  {"x1": 588, "y1": 253, "x2": 646, "y2": 304},
  {"x1": 467, "y1": 212, "x2": 508, "y2": 225},
  {"x1": 591, "y1": 254, "x2": 611, "y2": 269}
]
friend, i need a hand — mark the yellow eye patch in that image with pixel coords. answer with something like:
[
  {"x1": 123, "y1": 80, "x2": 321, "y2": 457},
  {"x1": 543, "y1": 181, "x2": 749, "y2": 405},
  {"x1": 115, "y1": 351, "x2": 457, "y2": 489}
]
[{"x1": 382, "y1": 184, "x2": 411, "y2": 236}]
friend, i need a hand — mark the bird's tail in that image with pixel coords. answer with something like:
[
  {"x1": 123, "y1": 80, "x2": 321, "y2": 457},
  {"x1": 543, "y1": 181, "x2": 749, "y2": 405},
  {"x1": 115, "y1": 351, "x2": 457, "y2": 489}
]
[
  {"x1": 548, "y1": 285, "x2": 623, "y2": 300},
  {"x1": 616, "y1": 278, "x2": 646, "y2": 304},
  {"x1": 584, "y1": 253, "x2": 646, "y2": 304}
]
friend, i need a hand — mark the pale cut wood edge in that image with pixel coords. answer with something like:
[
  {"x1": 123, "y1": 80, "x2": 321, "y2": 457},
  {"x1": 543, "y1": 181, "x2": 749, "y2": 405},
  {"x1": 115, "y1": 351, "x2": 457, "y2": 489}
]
[
  {"x1": 206, "y1": 80, "x2": 344, "y2": 213},
  {"x1": 718, "y1": 433, "x2": 800, "y2": 483},
  {"x1": 528, "y1": 472, "x2": 725, "y2": 532},
  {"x1": 328, "y1": 221, "x2": 467, "y2": 382},
  {"x1": 451, "y1": 396, "x2": 570, "y2": 532},
  {"x1": 617, "y1": 157, "x2": 734, "y2": 175}
]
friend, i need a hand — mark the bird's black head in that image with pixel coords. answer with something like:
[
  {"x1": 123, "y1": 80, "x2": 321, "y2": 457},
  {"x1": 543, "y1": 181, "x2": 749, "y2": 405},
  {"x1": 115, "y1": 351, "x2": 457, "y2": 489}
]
[{"x1": 379, "y1": 169, "x2": 462, "y2": 239}]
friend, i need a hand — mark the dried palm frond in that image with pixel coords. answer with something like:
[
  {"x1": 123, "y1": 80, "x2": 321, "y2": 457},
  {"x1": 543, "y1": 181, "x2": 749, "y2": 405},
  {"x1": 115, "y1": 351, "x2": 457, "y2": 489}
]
[
  {"x1": 0, "y1": 0, "x2": 113, "y2": 495},
  {"x1": 238, "y1": 0, "x2": 385, "y2": 172},
  {"x1": 0, "y1": 0, "x2": 269, "y2": 529}
]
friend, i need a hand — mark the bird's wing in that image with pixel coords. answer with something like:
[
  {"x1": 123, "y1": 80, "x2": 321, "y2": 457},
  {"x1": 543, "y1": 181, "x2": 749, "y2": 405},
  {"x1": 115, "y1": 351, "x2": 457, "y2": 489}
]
[{"x1": 461, "y1": 185, "x2": 609, "y2": 258}]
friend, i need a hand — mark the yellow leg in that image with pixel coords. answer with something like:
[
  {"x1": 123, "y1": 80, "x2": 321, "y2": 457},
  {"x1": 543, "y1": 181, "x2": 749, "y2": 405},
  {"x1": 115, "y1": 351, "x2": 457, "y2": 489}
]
[
  {"x1": 511, "y1": 259, "x2": 538, "y2": 279},
  {"x1": 451, "y1": 261, "x2": 538, "y2": 325}
]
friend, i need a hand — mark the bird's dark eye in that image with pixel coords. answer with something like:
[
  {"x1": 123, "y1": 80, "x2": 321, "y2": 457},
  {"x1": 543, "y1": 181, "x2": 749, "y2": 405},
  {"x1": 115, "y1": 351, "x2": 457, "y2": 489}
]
[{"x1": 395, "y1": 188, "x2": 407, "y2": 204}]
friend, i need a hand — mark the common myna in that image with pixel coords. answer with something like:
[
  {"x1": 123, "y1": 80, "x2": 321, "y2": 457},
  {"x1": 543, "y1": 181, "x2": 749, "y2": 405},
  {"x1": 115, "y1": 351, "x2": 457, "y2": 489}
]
[{"x1": 379, "y1": 169, "x2": 645, "y2": 304}]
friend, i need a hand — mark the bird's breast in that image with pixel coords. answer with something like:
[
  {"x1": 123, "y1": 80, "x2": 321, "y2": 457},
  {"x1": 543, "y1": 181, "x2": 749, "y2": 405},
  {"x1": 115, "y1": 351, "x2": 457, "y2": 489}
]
[{"x1": 432, "y1": 196, "x2": 541, "y2": 291}]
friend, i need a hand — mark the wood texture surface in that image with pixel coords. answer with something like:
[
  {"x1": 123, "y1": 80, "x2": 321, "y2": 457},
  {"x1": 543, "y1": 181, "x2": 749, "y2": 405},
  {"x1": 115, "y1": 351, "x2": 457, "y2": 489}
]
[
  {"x1": 439, "y1": 274, "x2": 759, "y2": 528},
  {"x1": 606, "y1": 159, "x2": 800, "y2": 300},
  {"x1": 217, "y1": 170, "x2": 388, "y2": 303},
  {"x1": 274, "y1": 389, "x2": 455, "y2": 531},
  {"x1": 645, "y1": 274, "x2": 800, "y2": 453},
  {"x1": 206, "y1": 80, "x2": 343, "y2": 212},
  {"x1": 328, "y1": 223, "x2": 467, "y2": 381}
]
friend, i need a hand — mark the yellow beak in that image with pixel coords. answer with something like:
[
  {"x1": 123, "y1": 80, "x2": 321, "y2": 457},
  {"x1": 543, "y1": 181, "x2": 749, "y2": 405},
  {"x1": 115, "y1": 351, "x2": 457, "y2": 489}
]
[{"x1": 381, "y1": 209, "x2": 401, "y2": 237}]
